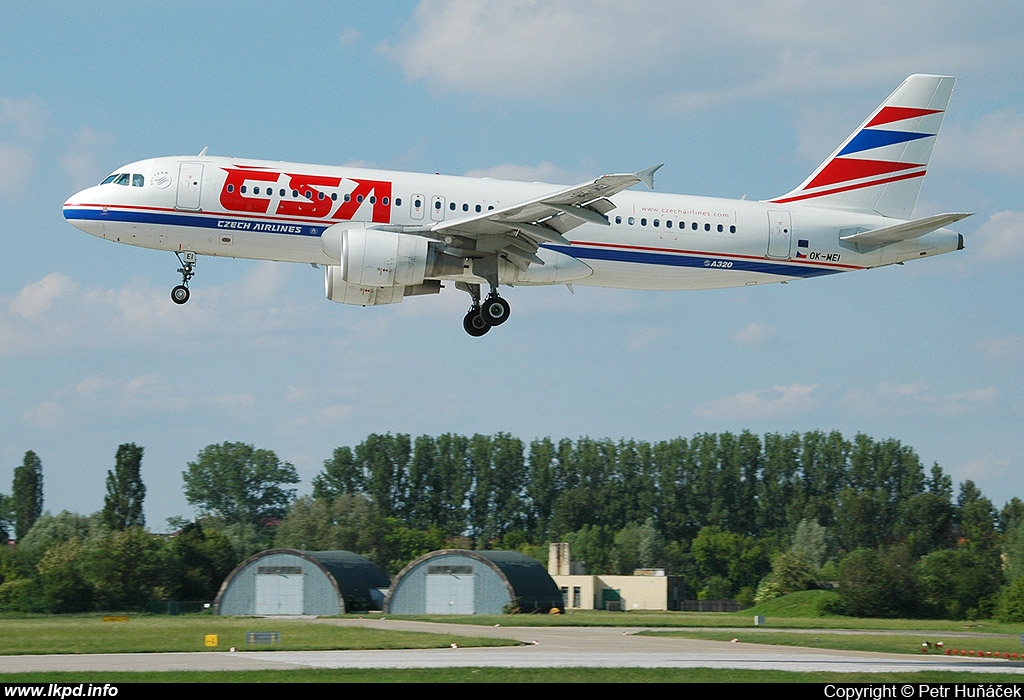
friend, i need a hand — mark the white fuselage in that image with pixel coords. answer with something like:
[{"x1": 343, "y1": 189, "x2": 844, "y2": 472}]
[{"x1": 62, "y1": 155, "x2": 963, "y2": 292}]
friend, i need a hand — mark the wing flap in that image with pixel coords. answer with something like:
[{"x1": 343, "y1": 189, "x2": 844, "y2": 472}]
[{"x1": 431, "y1": 166, "x2": 662, "y2": 263}]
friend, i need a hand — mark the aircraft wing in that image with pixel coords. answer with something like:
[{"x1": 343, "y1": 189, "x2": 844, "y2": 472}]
[
  {"x1": 426, "y1": 164, "x2": 662, "y2": 268},
  {"x1": 840, "y1": 212, "x2": 972, "y2": 246}
]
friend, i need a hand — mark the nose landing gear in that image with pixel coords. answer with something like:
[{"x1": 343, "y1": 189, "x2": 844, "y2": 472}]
[{"x1": 171, "y1": 251, "x2": 196, "y2": 305}]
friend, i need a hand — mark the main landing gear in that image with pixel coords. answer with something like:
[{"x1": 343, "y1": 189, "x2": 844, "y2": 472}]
[
  {"x1": 460, "y1": 284, "x2": 511, "y2": 337},
  {"x1": 171, "y1": 250, "x2": 196, "y2": 305}
]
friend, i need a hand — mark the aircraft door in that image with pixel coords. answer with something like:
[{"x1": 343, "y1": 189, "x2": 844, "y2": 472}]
[
  {"x1": 430, "y1": 195, "x2": 445, "y2": 222},
  {"x1": 175, "y1": 162, "x2": 204, "y2": 211},
  {"x1": 766, "y1": 210, "x2": 793, "y2": 259},
  {"x1": 411, "y1": 194, "x2": 425, "y2": 220}
]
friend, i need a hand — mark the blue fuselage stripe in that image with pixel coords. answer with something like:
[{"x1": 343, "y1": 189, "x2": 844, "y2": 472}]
[
  {"x1": 66, "y1": 206, "x2": 846, "y2": 280},
  {"x1": 545, "y1": 244, "x2": 844, "y2": 280}
]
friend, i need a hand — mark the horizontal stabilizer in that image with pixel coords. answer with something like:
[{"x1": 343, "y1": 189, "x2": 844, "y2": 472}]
[{"x1": 840, "y1": 212, "x2": 972, "y2": 246}]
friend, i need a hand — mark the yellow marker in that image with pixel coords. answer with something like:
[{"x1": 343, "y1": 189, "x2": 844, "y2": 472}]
[{"x1": 204, "y1": 634, "x2": 218, "y2": 647}]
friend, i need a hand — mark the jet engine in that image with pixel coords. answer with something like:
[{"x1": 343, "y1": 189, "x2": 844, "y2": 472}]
[{"x1": 321, "y1": 223, "x2": 463, "y2": 306}]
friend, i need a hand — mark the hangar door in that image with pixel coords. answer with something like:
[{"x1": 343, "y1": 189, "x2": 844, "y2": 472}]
[
  {"x1": 426, "y1": 565, "x2": 475, "y2": 614},
  {"x1": 255, "y1": 566, "x2": 304, "y2": 615}
]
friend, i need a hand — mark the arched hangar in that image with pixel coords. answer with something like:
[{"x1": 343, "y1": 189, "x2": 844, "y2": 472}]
[
  {"x1": 384, "y1": 549, "x2": 562, "y2": 615},
  {"x1": 214, "y1": 549, "x2": 390, "y2": 615}
]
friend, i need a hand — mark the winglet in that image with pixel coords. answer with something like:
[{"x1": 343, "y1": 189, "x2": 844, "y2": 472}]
[{"x1": 636, "y1": 164, "x2": 663, "y2": 189}]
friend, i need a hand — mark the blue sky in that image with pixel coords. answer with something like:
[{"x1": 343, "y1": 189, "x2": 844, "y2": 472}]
[{"x1": 1, "y1": 1, "x2": 1022, "y2": 532}]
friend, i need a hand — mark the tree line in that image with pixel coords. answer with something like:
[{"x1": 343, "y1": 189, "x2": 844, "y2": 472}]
[{"x1": 3, "y1": 431, "x2": 1024, "y2": 620}]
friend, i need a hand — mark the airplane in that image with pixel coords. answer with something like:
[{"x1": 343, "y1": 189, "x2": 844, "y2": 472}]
[{"x1": 63, "y1": 74, "x2": 969, "y2": 337}]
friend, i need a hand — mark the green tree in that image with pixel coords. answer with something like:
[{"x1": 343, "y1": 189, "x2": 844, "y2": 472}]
[
  {"x1": 836, "y1": 547, "x2": 919, "y2": 618},
  {"x1": 691, "y1": 525, "x2": 769, "y2": 598},
  {"x1": 790, "y1": 519, "x2": 831, "y2": 570},
  {"x1": 996, "y1": 575, "x2": 1024, "y2": 623},
  {"x1": 12, "y1": 451, "x2": 43, "y2": 539},
  {"x1": 81, "y1": 526, "x2": 170, "y2": 609},
  {"x1": 311, "y1": 446, "x2": 361, "y2": 501},
  {"x1": 182, "y1": 442, "x2": 299, "y2": 526},
  {"x1": 166, "y1": 521, "x2": 237, "y2": 602},
  {"x1": 0, "y1": 494, "x2": 12, "y2": 543},
  {"x1": 755, "y1": 550, "x2": 816, "y2": 604},
  {"x1": 35, "y1": 537, "x2": 93, "y2": 613},
  {"x1": 102, "y1": 443, "x2": 146, "y2": 530},
  {"x1": 276, "y1": 493, "x2": 386, "y2": 553},
  {"x1": 14, "y1": 510, "x2": 99, "y2": 575}
]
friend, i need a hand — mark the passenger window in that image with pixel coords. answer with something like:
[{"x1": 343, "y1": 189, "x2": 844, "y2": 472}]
[{"x1": 730, "y1": 225, "x2": 736, "y2": 233}]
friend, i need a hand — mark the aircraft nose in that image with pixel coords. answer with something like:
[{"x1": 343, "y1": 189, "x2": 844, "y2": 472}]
[{"x1": 62, "y1": 186, "x2": 102, "y2": 233}]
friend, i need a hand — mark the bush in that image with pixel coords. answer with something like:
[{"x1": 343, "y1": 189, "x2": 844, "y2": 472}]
[{"x1": 996, "y1": 576, "x2": 1024, "y2": 623}]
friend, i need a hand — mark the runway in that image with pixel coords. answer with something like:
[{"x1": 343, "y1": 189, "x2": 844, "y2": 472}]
[{"x1": 0, "y1": 620, "x2": 1022, "y2": 675}]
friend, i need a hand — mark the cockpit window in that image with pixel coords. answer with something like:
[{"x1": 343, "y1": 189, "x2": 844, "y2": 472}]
[{"x1": 100, "y1": 173, "x2": 145, "y2": 187}]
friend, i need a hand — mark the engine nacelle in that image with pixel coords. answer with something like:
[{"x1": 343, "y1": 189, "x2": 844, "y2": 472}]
[
  {"x1": 324, "y1": 266, "x2": 404, "y2": 305},
  {"x1": 321, "y1": 223, "x2": 463, "y2": 287}
]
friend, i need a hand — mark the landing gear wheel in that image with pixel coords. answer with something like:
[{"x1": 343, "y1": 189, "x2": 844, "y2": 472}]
[
  {"x1": 171, "y1": 285, "x2": 190, "y2": 305},
  {"x1": 172, "y1": 251, "x2": 197, "y2": 305},
  {"x1": 481, "y1": 295, "x2": 511, "y2": 326},
  {"x1": 463, "y1": 309, "x2": 490, "y2": 337}
]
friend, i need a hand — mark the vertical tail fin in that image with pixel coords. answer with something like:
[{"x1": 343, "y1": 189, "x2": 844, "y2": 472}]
[{"x1": 770, "y1": 74, "x2": 956, "y2": 219}]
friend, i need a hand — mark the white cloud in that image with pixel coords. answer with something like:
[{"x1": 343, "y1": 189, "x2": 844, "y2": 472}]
[
  {"x1": 0, "y1": 96, "x2": 47, "y2": 198},
  {"x1": 695, "y1": 383, "x2": 818, "y2": 420},
  {"x1": 338, "y1": 27, "x2": 361, "y2": 49},
  {"x1": 381, "y1": 2, "x2": 1003, "y2": 110},
  {"x1": 969, "y1": 211, "x2": 1024, "y2": 263},
  {"x1": 977, "y1": 335, "x2": 1024, "y2": 361},
  {"x1": 733, "y1": 322, "x2": 775, "y2": 346},
  {"x1": 0, "y1": 95, "x2": 47, "y2": 141},
  {"x1": 61, "y1": 126, "x2": 115, "y2": 191},
  {"x1": 626, "y1": 325, "x2": 669, "y2": 351},
  {"x1": 943, "y1": 110, "x2": 1024, "y2": 179},
  {"x1": 9, "y1": 272, "x2": 77, "y2": 320},
  {"x1": 940, "y1": 386, "x2": 999, "y2": 417},
  {"x1": 844, "y1": 382, "x2": 999, "y2": 418},
  {"x1": 0, "y1": 143, "x2": 35, "y2": 197},
  {"x1": 463, "y1": 162, "x2": 569, "y2": 183}
]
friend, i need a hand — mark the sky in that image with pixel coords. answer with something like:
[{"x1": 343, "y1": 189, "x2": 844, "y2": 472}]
[{"x1": 1, "y1": 1, "x2": 1022, "y2": 533}]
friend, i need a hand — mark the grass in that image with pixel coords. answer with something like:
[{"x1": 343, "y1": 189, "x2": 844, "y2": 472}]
[
  {"x1": 0, "y1": 614, "x2": 516, "y2": 655},
  {"x1": 5, "y1": 669, "x2": 1024, "y2": 683},
  {"x1": 640, "y1": 629, "x2": 1023, "y2": 657},
  {"x1": 1, "y1": 594, "x2": 1023, "y2": 683}
]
